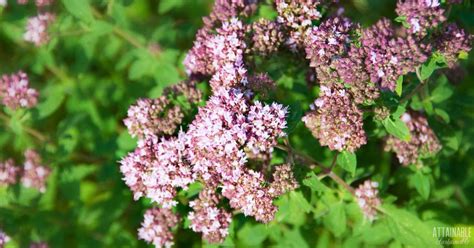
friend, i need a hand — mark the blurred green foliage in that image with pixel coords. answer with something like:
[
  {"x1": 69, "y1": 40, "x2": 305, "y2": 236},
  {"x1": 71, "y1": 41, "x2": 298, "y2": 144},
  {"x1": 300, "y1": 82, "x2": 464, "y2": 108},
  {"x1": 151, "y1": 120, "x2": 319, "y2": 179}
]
[{"x1": 0, "y1": 0, "x2": 473, "y2": 247}]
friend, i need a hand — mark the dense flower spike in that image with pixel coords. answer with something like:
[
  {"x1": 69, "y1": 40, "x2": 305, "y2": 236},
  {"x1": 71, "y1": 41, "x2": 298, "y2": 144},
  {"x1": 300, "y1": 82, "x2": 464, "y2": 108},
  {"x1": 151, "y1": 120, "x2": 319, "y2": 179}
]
[
  {"x1": 138, "y1": 208, "x2": 179, "y2": 248},
  {"x1": 203, "y1": 0, "x2": 257, "y2": 29},
  {"x1": 21, "y1": 150, "x2": 51, "y2": 193},
  {"x1": 0, "y1": 159, "x2": 19, "y2": 186},
  {"x1": 385, "y1": 111, "x2": 441, "y2": 166},
  {"x1": 304, "y1": 17, "x2": 354, "y2": 68},
  {"x1": 245, "y1": 102, "x2": 287, "y2": 156},
  {"x1": 303, "y1": 85, "x2": 367, "y2": 152},
  {"x1": 120, "y1": 133, "x2": 193, "y2": 208},
  {"x1": 0, "y1": 71, "x2": 38, "y2": 109},
  {"x1": 188, "y1": 185, "x2": 232, "y2": 243},
  {"x1": 222, "y1": 169, "x2": 277, "y2": 223},
  {"x1": 124, "y1": 97, "x2": 183, "y2": 139},
  {"x1": 435, "y1": 24, "x2": 472, "y2": 67},
  {"x1": 208, "y1": 18, "x2": 248, "y2": 90},
  {"x1": 395, "y1": 0, "x2": 445, "y2": 37},
  {"x1": 185, "y1": 88, "x2": 249, "y2": 182},
  {"x1": 124, "y1": 81, "x2": 202, "y2": 139},
  {"x1": 35, "y1": 0, "x2": 53, "y2": 6},
  {"x1": 355, "y1": 180, "x2": 381, "y2": 221},
  {"x1": 269, "y1": 163, "x2": 299, "y2": 197},
  {"x1": 29, "y1": 242, "x2": 49, "y2": 248},
  {"x1": 360, "y1": 19, "x2": 429, "y2": 91},
  {"x1": 276, "y1": 0, "x2": 323, "y2": 50},
  {"x1": 250, "y1": 19, "x2": 284, "y2": 56},
  {"x1": 24, "y1": 13, "x2": 55, "y2": 46},
  {"x1": 0, "y1": 230, "x2": 10, "y2": 247}
]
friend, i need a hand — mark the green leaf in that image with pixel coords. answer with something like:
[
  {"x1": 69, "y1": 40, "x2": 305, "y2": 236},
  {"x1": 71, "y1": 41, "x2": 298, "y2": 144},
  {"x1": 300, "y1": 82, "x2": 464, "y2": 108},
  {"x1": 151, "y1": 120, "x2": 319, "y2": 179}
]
[
  {"x1": 434, "y1": 108, "x2": 450, "y2": 123},
  {"x1": 35, "y1": 85, "x2": 66, "y2": 119},
  {"x1": 158, "y1": 0, "x2": 185, "y2": 14},
  {"x1": 458, "y1": 50, "x2": 468, "y2": 60},
  {"x1": 337, "y1": 151, "x2": 357, "y2": 177},
  {"x1": 419, "y1": 54, "x2": 447, "y2": 81},
  {"x1": 395, "y1": 75, "x2": 403, "y2": 96},
  {"x1": 382, "y1": 117, "x2": 411, "y2": 141},
  {"x1": 258, "y1": 5, "x2": 278, "y2": 20},
  {"x1": 394, "y1": 16, "x2": 410, "y2": 29},
  {"x1": 381, "y1": 204, "x2": 441, "y2": 247},
  {"x1": 237, "y1": 224, "x2": 269, "y2": 246},
  {"x1": 430, "y1": 80, "x2": 453, "y2": 103},
  {"x1": 303, "y1": 172, "x2": 329, "y2": 195},
  {"x1": 61, "y1": 0, "x2": 94, "y2": 23},
  {"x1": 289, "y1": 191, "x2": 312, "y2": 213},
  {"x1": 413, "y1": 171, "x2": 430, "y2": 200},
  {"x1": 323, "y1": 202, "x2": 346, "y2": 237}
]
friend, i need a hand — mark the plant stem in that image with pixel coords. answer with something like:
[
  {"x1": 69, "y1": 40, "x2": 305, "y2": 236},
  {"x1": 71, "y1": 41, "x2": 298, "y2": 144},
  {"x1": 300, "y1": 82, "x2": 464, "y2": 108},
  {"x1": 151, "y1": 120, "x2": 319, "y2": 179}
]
[
  {"x1": 0, "y1": 112, "x2": 47, "y2": 142},
  {"x1": 400, "y1": 67, "x2": 428, "y2": 103},
  {"x1": 275, "y1": 144, "x2": 356, "y2": 196},
  {"x1": 91, "y1": 7, "x2": 146, "y2": 49}
]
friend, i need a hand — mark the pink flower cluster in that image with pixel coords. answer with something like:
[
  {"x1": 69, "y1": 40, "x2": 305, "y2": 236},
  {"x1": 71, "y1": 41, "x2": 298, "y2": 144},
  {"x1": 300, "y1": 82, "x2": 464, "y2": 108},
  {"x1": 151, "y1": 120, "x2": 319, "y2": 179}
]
[
  {"x1": 385, "y1": 112, "x2": 441, "y2": 166},
  {"x1": 0, "y1": 229, "x2": 10, "y2": 247},
  {"x1": 303, "y1": 85, "x2": 366, "y2": 152},
  {"x1": 188, "y1": 185, "x2": 232, "y2": 243},
  {"x1": 121, "y1": 0, "x2": 472, "y2": 245},
  {"x1": 24, "y1": 13, "x2": 55, "y2": 46},
  {"x1": 355, "y1": 180, "x2": 382, "y2": 221},
  {"x1": 0, "y1": 71, "x2": 38, "y2": 110},
  {"x1": 0, "y1": 150, "x2": 50, "y2": 193},
  {"x1": 29, "y1": 242, "x2": 49, "y2": 248},
  {"x1": 138, "y1": 208, "x2": 179, "y2": 248},
  {"x1": 395, "y1": 0, "x2": 446, "y2": 37},
  {"x1": 17, "y1": 0, "x2": 53, "y2": 6}
]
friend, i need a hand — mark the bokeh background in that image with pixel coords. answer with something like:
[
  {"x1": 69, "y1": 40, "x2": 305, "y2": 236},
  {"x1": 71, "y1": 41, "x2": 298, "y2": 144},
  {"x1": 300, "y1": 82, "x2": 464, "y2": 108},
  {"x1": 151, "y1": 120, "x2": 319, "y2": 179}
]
[{"x1": 0, "y1": 0, "x2": 473, "y2": 247}]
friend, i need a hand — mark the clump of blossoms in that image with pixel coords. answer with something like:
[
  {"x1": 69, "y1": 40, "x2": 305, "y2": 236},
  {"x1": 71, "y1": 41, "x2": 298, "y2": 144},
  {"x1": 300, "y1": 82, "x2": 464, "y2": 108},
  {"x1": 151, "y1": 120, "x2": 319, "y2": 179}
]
[
  {"x1": 124, "y1": 81, "x2": 202, "y2": 139},
  {"x1": 355, "y1": 180, "x2": 382, "y2": 221},
  {"x1": 395, "y1": 0, "x2": 446, "y2": 37},
  {"x1": 188, "y1": 185, "x2": 232, "y2": 243},
  {"x1": 303, "y1": 85, "x2": 366, "y2": 152},
  {"x1": 21, "y1": 149, "x2": 51, "y2": 193},
  {"x1": 385, "y1": 111, "x2": 441, "y2": 166},
  {"x1": 0, "y1": 159, "x2": 19, "y2": 187},
  {"x1": 0, "y1": 230, "x2": 10, "y2": 247},
  {"x1": 138, "y1": 208, "x2": 179, "y2": 248},
  {"x1": 0, "y1": 71, "x2": 38, "y2": 109},
  {"x1": 121, "y1": 0, "x2": 472, "y2": 246},
  {"x1": 24, "y1": 13, "x2": 55, "y2": 46}
]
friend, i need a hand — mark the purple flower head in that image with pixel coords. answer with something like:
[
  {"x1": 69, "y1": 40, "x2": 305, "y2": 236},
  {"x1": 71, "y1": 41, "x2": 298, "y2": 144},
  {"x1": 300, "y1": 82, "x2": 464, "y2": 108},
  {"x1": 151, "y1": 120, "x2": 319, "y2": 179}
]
[
  {"x1": 188, "y1": 185, "x2": 232, "y2": 243},
  {"x1": 21, "y1": 150, "x2": 50, "y2": 193},
  {"x1": 269, "y1": 163, "x2": 299, "y2": 197},
  {"x1": 303, "y1": 85, "x2": 367, "y2": 152},
  {"x1": 250, "y1": 19, "x2": 284, "y2": 56},
  {"x1": 435, "y1": 23, "x2": 472, "y2": 67},
  {"x1": 124, "y1": 97, "x2": 183, "y2": 139},
  {"x1": 24, "y1": 13, "x2": 55, "y2": 46},
  {"x1": 304, "y1": 17, "x2": 355, "y2": 68},
  {"x1": 0, "y1": 71, "x2": 38, "y2": 109},
  {"x1": 0, "y1": 229, "x2": 10, "y2": 247},
  {"x1": 0, "y1": 159, "x2": 19, "y2": 187},
  {"x1": 29, "y1": 242, "x2": 49, "y2": 248},
  {"x1": 395, "y1": 0, "x2": 446, "y2": 37},
  {"x1": 222, "y1": 169, "x2": 277, "y2": 223},
  {"x1": 138, "y1": 208, "x2": 179, "y2": 248},
  {"x1": 385, "y1": 111, "x2": 441, "y2": 166},
  {"x1": 355, "y1": 180, "x2": 381, "y2": 221}
]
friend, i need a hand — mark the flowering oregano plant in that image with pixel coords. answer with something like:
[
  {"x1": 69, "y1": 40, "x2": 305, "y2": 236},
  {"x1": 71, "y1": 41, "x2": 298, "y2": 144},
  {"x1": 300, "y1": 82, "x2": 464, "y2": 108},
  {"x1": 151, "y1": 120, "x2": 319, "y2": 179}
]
[{"x1": 119, "y1": 0, "x2": 472, "y2": 247}]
